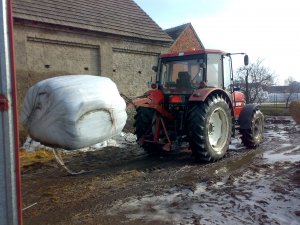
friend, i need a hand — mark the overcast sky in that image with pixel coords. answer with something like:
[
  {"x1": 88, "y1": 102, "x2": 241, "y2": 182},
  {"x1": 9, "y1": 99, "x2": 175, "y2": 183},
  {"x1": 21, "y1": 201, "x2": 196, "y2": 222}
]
[{"x1": 134, "y1": 0, "x2": 300, "y2": 85}]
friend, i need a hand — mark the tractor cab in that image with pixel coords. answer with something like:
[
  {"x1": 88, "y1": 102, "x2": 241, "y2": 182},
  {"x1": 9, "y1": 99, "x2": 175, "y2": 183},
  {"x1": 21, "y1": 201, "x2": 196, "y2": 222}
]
[
  {"x1": 156, "y1": 50, "x2": 232, "y2": 94},
  {"x1": 153, "y1": 49, "x2": 248, "y2": 119}
]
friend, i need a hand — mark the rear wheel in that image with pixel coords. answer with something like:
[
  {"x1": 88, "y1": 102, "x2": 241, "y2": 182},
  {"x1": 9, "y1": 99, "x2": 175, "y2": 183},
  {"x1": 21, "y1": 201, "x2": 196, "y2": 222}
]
[
  {"x1": 187, "y1": 94, "x2": 232, "y2": 161},
  {"x1": 240, "y1": 109, "x2": 264, "y2": 148},
  {"x1": 134, "y1": 107, "x2": 162, "y2": 154}
]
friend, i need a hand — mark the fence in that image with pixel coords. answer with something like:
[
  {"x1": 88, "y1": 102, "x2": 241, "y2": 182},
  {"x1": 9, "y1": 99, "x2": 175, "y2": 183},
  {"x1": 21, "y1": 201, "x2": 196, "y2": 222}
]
[
  {"x1": 260, "y1": 93, "x2": 300, "y2": 116},
  {"x1": 267, "y1": 93, "x2": 300, "y2": 104}
]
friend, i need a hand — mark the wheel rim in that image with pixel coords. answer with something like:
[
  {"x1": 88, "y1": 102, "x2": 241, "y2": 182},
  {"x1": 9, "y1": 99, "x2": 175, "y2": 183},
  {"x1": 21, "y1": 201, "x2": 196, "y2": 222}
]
[
  {"x1": 253, "y1": 115, "x2": 263, "y2": 141},
  {"x1": 208, "y1": 107, "x2": 230, "y2": 153}
]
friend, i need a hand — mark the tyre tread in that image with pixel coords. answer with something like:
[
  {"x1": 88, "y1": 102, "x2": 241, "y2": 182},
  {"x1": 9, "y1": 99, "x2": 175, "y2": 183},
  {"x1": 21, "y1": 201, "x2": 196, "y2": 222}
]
[{"x1": 187, "y1": 94, "x2": 232, "y2": 162}]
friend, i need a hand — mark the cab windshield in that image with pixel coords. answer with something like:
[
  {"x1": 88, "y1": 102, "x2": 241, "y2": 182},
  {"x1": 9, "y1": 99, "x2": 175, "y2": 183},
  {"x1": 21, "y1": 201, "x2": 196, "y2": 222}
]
[{"x1": 159, "y1": 58, "x2": 205, "y2": 90}]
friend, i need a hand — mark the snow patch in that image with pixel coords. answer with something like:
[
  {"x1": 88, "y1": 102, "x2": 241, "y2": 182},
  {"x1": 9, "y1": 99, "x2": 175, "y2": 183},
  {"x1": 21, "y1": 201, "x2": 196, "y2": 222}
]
[{"x1": 22, "y1": 132, "x2": 137, "y2": 152}]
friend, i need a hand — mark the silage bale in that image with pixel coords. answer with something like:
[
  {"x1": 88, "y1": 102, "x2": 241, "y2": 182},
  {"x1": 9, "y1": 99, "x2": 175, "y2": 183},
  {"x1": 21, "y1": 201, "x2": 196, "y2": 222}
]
[
  {"x1": 21, "y1": 75, "x2": 127, "y2": 150},
  {"x1": 289, "y1": 100, "x2": 300, "y2": 124}
]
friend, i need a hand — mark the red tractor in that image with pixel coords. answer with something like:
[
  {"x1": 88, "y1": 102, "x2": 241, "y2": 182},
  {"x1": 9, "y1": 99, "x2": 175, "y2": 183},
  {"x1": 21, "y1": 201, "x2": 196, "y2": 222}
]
[{"x1": 132, "y1": 49, "x2": 264, "y2": 162}]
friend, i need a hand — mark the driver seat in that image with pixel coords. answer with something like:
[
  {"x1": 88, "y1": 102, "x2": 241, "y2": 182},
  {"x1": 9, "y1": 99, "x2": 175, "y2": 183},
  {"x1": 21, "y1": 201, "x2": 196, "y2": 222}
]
[{"x1": 176, "y1": 72, "x2": 191, "y2": 88}]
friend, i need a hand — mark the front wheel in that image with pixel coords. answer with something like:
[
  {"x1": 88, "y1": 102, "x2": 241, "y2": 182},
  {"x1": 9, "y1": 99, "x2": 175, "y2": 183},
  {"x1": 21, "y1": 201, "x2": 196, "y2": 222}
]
[
  {"x1": 240, "y1": 109, "x2": 264, "y2": 148},
  {"x1": 134, "y1": 107, "x2": 162, "y2": 154},
  {"x1": 187, "y1": 95, "x2": 232, "y2": 162}
]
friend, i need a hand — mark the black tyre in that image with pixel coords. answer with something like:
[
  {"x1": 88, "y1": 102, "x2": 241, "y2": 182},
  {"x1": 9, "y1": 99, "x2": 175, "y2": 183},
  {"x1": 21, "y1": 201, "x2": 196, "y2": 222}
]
[
  {"x1": 187, "y1": 94, "x2": 232, "y2": 162},
  {"x1": 240, "y1": 109, "x2": 264, "y2": 148},
  {"x1": 134, "y1": 107, "x2": 161, "y2": 154},
  {"x1": 134, "y1": 107, "x2": 154, "y2": 140}
]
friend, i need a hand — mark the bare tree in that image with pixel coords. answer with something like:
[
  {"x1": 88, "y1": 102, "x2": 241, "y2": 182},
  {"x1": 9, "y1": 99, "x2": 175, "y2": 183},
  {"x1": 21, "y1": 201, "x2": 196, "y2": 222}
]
[
  {"x1": 285, "y1": 78, "x2": 300, "y2": 108},
  {"x1": 235, "y1": 58, "x2": 275, "y2": 103},
  {"x1": 284, "y1": 76, "x2": 294, "y2": 85}
]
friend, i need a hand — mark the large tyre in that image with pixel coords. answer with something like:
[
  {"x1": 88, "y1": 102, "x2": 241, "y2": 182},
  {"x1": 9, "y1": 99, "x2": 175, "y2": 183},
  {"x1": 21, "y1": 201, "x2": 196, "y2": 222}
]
[
  {"x1": 134, "y1": 107, "x2": 161, "y2": 154},
  {"x1": 240, "y1": 109, "x2": 264, "y2": 148},
  {"x1": 134, "y1": 107, "x2": 154, "y2": 140},
  {"x1": 187, "y1": 94, "x2": 232, "y2": 162}
]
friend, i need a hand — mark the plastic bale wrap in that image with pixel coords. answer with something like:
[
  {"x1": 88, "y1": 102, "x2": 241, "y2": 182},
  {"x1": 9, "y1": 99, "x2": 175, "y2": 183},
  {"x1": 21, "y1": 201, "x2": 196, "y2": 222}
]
[
  {"x1": 289, "y1": 100, "x2": 300, "y2": 124},
  {"x1": 21, "y1": 75, "x2": 127, "y2": 150}
]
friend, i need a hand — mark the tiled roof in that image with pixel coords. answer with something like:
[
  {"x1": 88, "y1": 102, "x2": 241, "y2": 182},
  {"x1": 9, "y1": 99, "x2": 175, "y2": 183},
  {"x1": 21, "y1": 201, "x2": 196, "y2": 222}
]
[
  {"x1": 12, "y1": 0, "x2": 173, "y2": 43},
  {"x1": 165, "y1": 23, "x2": 190, "y2": 41}
]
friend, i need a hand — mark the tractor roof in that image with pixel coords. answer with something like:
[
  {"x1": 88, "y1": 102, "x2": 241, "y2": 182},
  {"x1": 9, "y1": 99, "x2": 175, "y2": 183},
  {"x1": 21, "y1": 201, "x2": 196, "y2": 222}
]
[{"x1": 160, "y1": 49, "x2": 226, "y2": 58}]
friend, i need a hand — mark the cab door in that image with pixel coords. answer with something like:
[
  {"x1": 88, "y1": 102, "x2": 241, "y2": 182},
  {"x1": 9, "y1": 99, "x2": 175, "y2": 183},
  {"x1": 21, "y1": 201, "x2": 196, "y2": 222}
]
[{"x1": 206, "y1": 53, "x2": 223, "y2": 88}]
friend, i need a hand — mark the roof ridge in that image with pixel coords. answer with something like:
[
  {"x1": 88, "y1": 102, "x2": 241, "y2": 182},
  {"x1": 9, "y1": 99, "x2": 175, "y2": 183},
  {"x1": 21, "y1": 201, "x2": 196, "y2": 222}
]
[{"x1": 164, "y1": 23, "x2": 191, "y2": 32}]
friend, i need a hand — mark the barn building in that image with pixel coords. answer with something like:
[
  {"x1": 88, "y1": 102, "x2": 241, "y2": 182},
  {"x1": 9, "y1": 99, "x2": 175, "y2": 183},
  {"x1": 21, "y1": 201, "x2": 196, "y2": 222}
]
[{"x1": 12, "y1": 0, "x2": 173, "y2": 100}]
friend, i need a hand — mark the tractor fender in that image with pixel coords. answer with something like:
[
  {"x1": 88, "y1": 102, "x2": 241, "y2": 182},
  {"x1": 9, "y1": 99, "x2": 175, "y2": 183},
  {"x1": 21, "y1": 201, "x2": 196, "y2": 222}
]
[
  {"x1": 189, "y1": 88, "x2": 234, "y2": 112},
  {"x1": 146, "y1": 89, "x2": 165, "y2": 104},
  {"x1": 133, "y1": 89, "x2": 173, "y2": 121},
  {"x1": 238, "y1": 104, "x2": 259, "y2": 129},
  {"x1": 189, "y1": 87, "x2": 220, "y2": 102}
]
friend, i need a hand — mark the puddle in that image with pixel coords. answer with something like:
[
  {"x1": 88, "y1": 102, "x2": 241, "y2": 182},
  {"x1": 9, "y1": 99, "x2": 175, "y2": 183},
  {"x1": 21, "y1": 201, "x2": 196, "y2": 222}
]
[
  {"x1": 229, "y1": 137, "x2": 245, "y2": 151},
  {"x1": 109, "y1": 165, "x2": 300, "y2": 225},
  {"x1": 263, "y1": 117, "x2": 300, "y2": 163},
  {"x1": 214, "y1": 151, "x2": 259, "y2": 177},
  {"x1": 264, "y1": 129, "x2": 289, "y2": 141},
  {"x1": 264, "y1": 144, "x2": 300, "y2": 163}
]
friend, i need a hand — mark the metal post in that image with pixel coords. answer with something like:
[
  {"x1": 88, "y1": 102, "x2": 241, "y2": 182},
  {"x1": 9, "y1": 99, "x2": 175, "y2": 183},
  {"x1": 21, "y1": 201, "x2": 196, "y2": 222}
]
[
  {"x1": 245, "y1": 68, "x2": 249, "y2": 104},
  {"x1": 0, "y1": 0, "x2": 22, "y2": 224}
]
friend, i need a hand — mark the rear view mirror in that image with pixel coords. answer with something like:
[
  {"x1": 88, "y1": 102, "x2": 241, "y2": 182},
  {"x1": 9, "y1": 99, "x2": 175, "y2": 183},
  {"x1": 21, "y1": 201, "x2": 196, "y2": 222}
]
[
  {"x1": 199, "y1": 62, "x2": 206, "y2": 69},
  {"x1": 244, "y1": 55, "x2": 249, "y2": 66}
]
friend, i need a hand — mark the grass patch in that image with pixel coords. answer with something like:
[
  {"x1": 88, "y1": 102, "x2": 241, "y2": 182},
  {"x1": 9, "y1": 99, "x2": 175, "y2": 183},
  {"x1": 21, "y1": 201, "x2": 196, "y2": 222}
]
[
  {"x1": 260, "y1": 103, "x2": 290, "y2": 116},
  {"x1": 20, "y1": 149, "x2": 55, "y2": 167},
  {"x1": 19, "y1": 148, "x2": 76, "y2": 168}
]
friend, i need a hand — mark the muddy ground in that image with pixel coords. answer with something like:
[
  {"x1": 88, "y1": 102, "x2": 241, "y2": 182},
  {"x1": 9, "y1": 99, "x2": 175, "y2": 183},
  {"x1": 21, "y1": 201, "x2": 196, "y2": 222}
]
[{"x1": 21, "y1": 116, "x2": 300, "y2": 225}]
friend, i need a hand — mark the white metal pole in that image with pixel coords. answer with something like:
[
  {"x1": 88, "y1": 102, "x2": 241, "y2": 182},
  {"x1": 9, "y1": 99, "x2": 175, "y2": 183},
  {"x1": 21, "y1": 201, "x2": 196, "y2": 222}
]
[{"x1": 0, "y1": 0, "x2": 21, "y2": 224}]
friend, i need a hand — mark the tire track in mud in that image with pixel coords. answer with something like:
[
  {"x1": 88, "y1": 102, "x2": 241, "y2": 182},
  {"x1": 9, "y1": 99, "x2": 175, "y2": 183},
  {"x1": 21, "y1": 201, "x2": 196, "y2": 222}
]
[{"x1": 22, "y1": 146, "x2": 262, "y2": 225}]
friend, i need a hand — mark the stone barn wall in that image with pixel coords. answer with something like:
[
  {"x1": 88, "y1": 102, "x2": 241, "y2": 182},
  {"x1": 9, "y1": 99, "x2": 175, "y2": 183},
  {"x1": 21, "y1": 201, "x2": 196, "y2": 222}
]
[{"x1": 14, "y1": 21, "x2": 169, "y2": 142}]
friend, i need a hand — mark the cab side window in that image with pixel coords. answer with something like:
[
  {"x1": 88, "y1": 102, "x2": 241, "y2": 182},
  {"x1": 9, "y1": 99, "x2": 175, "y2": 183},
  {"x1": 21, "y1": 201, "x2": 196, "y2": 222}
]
[
  {"x1": 223, "y1": 55, "x2": 232, "y2": 92},
  {"x1": 206, "y1": 54, "x2": 222, "y2": 88}
]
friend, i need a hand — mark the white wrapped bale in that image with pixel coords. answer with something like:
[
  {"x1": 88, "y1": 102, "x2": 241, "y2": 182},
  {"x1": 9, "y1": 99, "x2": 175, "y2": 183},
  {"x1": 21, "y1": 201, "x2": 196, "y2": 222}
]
[{"x1": 21, "y1": 75, "x2": 127, "y2": 150}]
